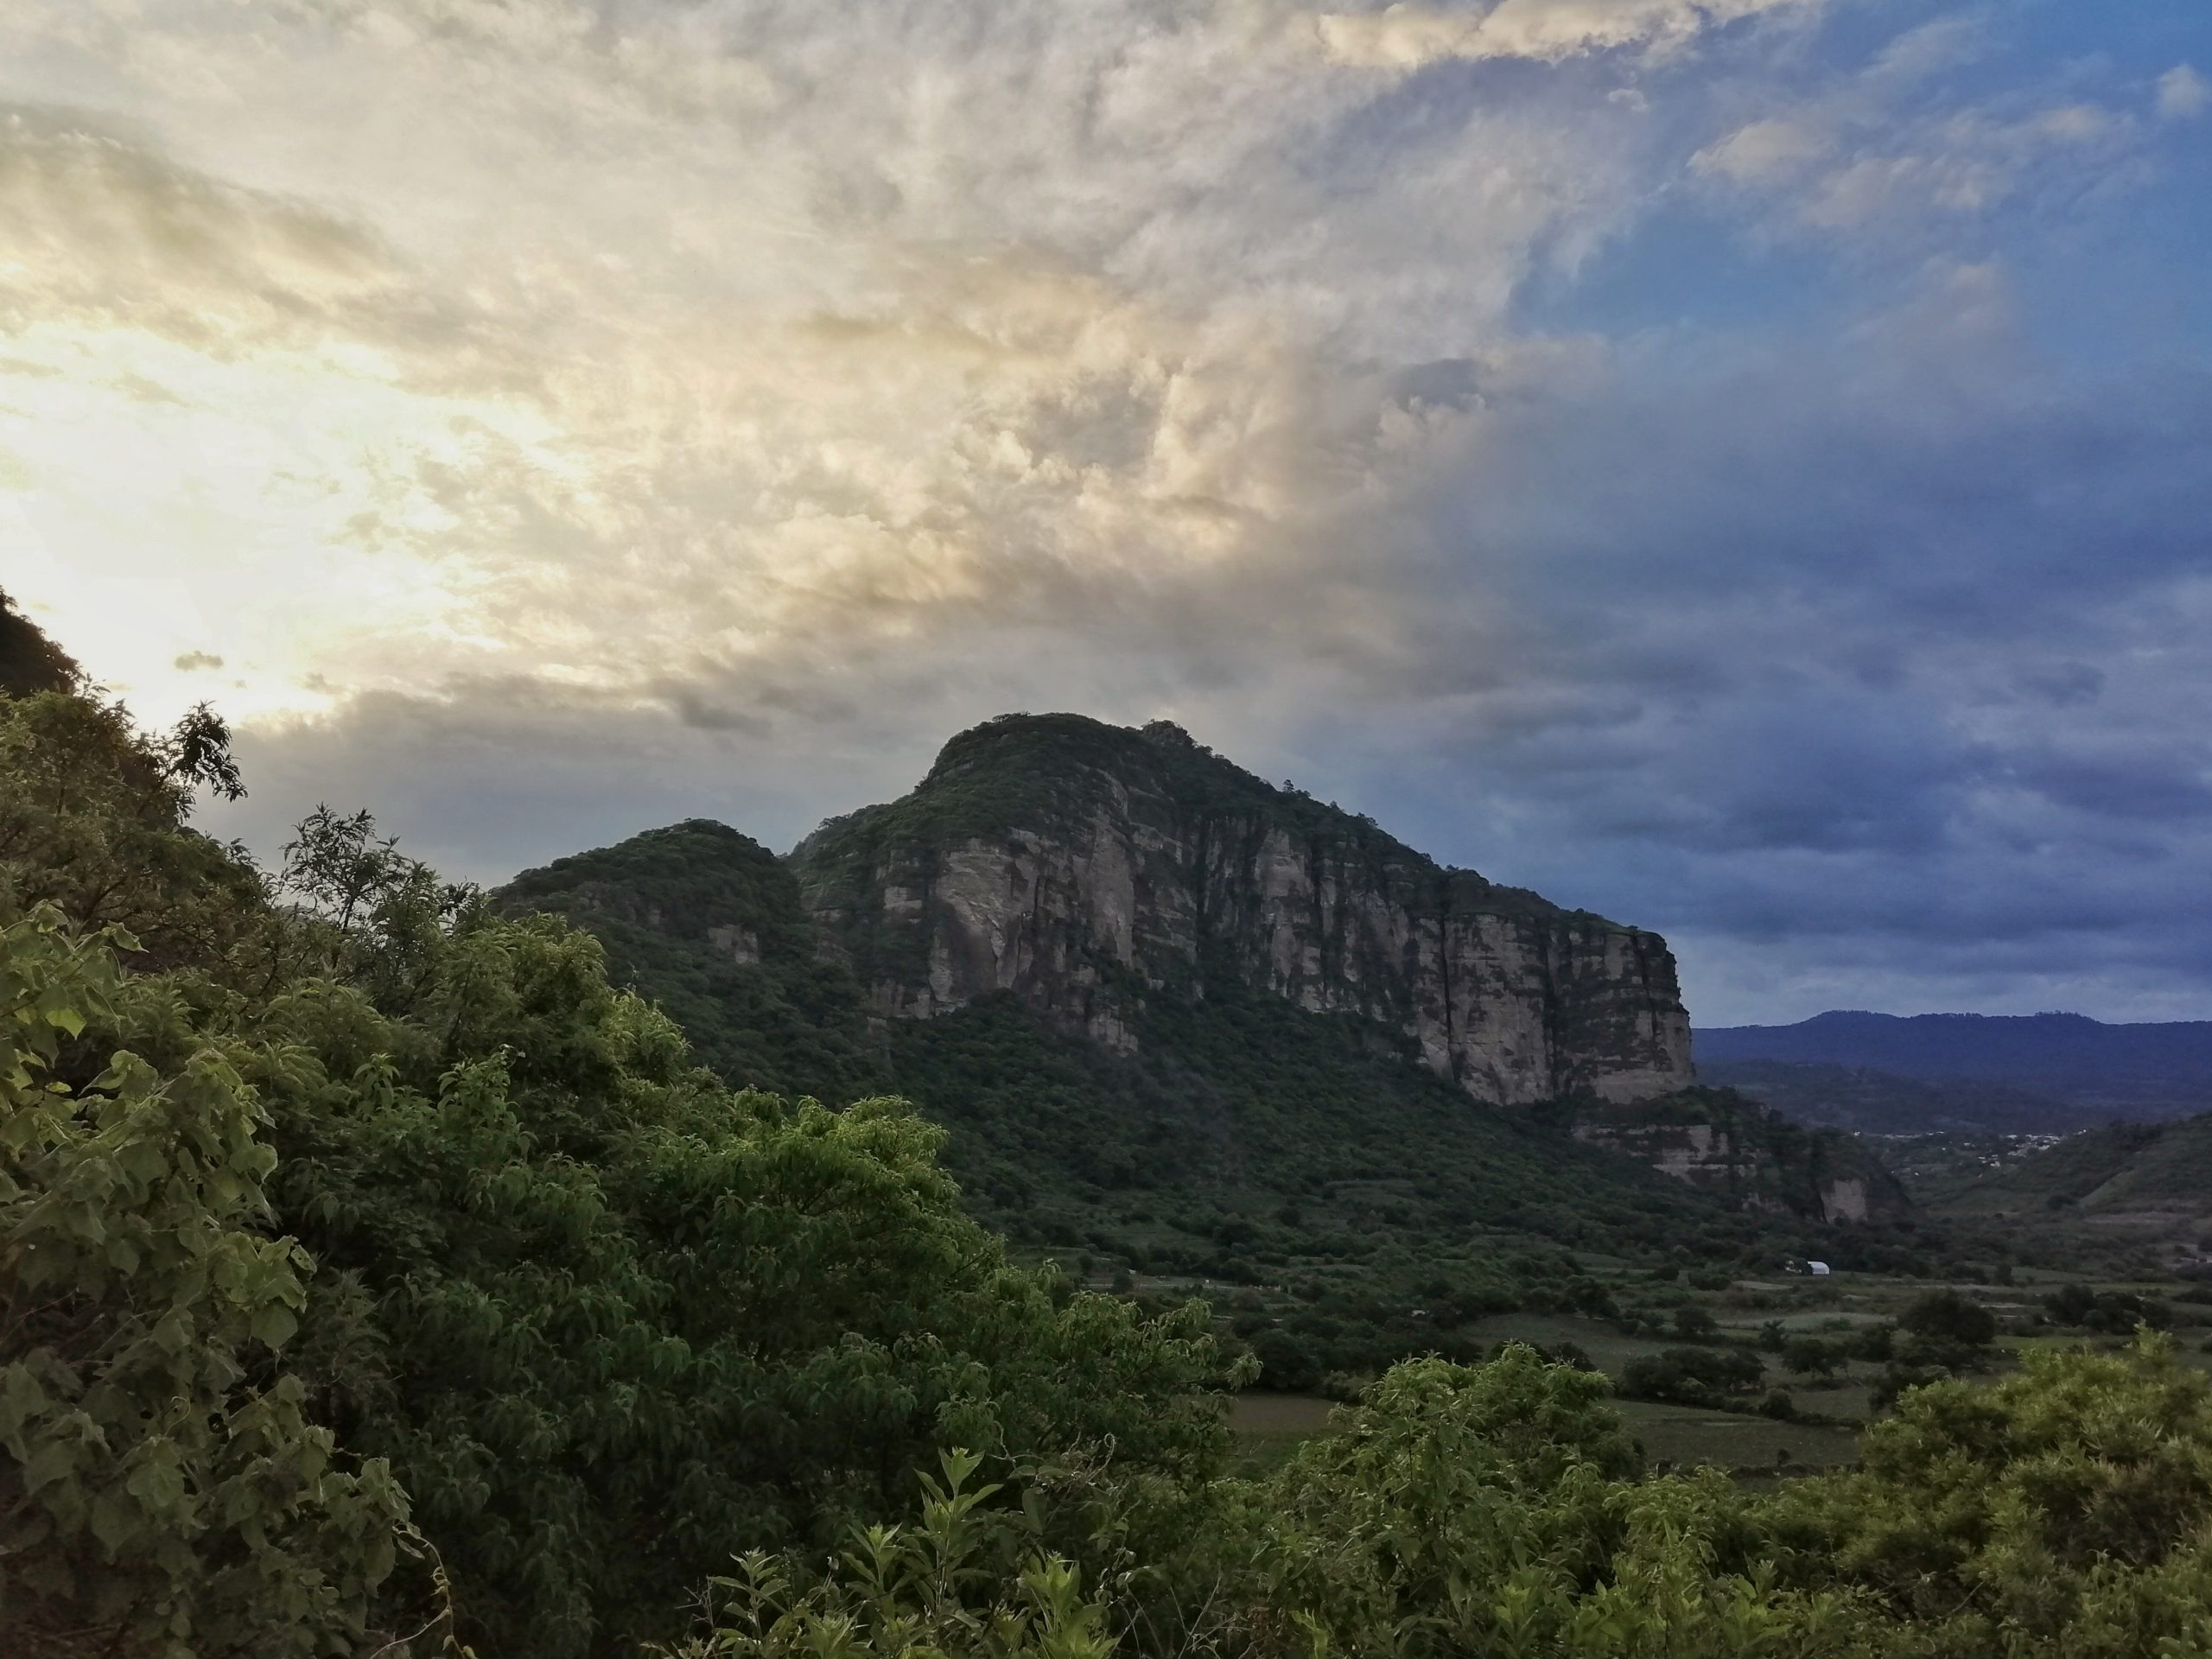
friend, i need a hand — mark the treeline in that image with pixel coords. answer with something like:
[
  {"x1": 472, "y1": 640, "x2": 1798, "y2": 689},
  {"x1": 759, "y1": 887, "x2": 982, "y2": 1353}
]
[{"x1": 8, "y1": 631, "x2": 2212, "y2": 1656}]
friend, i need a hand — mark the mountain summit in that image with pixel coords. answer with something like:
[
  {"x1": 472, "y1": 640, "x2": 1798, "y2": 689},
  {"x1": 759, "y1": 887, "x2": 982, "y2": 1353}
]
[{"x1": 792, "y1": 714, "x2": 1694, "y2": 1106}]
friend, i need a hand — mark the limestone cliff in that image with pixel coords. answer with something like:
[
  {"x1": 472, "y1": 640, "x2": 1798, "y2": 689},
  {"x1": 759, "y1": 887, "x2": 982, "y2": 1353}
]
[
  {"x1": 1571, "y1": 1087, "x2": 1913, "y2": 1224},
  {"x1": 794, "y1": 714, "x2": 1694, "y2": 1106}
]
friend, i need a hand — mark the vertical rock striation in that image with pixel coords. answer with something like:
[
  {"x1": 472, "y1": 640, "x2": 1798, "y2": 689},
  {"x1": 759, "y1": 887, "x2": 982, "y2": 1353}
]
[{"x1": 795, "y1": 715, "x2": 1694, "y2": 1106}]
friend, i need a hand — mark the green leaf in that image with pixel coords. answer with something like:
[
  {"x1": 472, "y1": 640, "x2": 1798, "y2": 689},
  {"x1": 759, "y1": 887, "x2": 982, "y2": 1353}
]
[{"x1": 250, "y1": 1305, "x2": 299, "y2": 1351}]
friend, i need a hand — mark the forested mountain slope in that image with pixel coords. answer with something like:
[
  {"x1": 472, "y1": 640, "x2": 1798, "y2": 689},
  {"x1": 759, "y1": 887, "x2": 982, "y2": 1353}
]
[
  {"x1": 499, "y1": 722, "x2": 1911, "y2": 1287},
  {"x1": 16, "y1": 601, "x2": 2212, "y2": 1659},
  {"x1": 499, "y1": 817, "x2": 1765, "y2": 1289}
]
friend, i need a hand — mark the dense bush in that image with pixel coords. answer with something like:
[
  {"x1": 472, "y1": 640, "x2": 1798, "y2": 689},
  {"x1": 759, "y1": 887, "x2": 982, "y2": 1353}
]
[
  {"x1": 1898, "y1": 1287, "x2": 1999, "y2": 1348},
  {"x1": 1618, "y1": 1345, "x2": 1767, "y2": 1409},
  {"x1": 682, "y1": 1338, "x2": 2212, "y2": 1659},
  {"x1": 1, "y1": 908, "x2": 411, "y2": 1656},
  {"x1": 2044, "y1": 1281, "x2": 2173, "y2": 1333}
]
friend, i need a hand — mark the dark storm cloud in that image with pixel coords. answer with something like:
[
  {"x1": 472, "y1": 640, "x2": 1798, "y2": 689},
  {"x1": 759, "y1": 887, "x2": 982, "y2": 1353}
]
[{"x1": 1289, "y1": 300, "x2": 2212, "y2": 1020}]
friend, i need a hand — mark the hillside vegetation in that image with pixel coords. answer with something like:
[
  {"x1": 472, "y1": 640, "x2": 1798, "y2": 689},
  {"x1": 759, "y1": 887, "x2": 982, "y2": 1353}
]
[
  {"x1": 1937, "y1": 1110, "x2": 2212, "y2": 1230},
  {"x1": 1699, "y1": 1056, "x2": 2093, "y2": 1135},
  {"x1": 499, "y1": 802, "x2": 1928, "y2": 1332}
]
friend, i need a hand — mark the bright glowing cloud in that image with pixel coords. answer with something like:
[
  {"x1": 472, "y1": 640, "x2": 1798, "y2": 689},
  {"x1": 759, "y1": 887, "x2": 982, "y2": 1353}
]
[{"x1": 1314, "y1": 0, "x2": 1820, "y2": 69}]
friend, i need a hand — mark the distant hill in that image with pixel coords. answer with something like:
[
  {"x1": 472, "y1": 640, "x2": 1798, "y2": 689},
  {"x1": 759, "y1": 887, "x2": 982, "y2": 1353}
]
[
  {"x1": 1934, "y1": 1111, "x2": 2212, "y2": 1243},
  {"x1": 1696, "y1": 1011, "x2": 2212, "y2": 1123},
  {"x1": 1696, "y1": 1058, "x2": 2094, "y2": 1136}
]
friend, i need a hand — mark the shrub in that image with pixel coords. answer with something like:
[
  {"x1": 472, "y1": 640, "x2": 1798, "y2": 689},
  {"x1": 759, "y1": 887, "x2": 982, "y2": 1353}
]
[{"x1": 1898, "y1": 1288, "x2": 1997, "y2": 1349}]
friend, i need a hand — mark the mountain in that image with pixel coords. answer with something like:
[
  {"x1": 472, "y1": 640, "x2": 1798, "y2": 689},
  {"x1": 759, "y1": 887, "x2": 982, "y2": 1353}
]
[
  {"x1": 1695, "y1": 1058, "x2": 2093, "y2": 1136},
  {"x1": 499, "y1": 715, "x2": 1906, "y2": 1294},
  {"x1": 1697, "y1": 1010, "x2": 2212, "y2": 1122},
  {"x1": 795, "y1": 714, "x2": 1693, "y2": 1105}
]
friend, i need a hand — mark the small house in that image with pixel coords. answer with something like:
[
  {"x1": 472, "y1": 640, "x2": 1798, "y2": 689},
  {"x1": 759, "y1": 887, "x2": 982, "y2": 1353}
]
[{"x1": 1806, "y1": 1260, "x2": 1831, "y2": 1277}]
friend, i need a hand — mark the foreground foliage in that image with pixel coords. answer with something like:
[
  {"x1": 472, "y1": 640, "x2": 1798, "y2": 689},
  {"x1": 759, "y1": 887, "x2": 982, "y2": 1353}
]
[
  {"x1": 686, "y1": 1338, "x2": 2212, "y2": 1659},
  {"x1": 1, "y1": 908, "x2": 409, "y2": 1656},
  {"x1": 0, "y1": 683, "x2": 1234, "y2": 1656}
]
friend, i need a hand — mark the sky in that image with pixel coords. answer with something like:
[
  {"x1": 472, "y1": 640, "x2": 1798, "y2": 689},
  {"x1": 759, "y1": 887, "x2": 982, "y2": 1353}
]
[{"x1": 3, "y1": 0, "x2": 2209, "y2": 1027}]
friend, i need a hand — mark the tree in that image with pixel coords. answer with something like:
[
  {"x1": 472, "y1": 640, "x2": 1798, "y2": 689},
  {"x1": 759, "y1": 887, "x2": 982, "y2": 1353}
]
[
  {"x1": 1260, "y1": 1350, "x2": 1859, "y2": 1658},
  {"x1": 0, "y1": 691, "x2": 264, "y2": 967},
  {"x1": 1782, "y1": 1337, "x2": 1841, "y2": 1380},
  {"x1": 234, "y1": 899, "x2": 1237, "y2": 1657},
  {"x1": 1253, "y1": 1328, "x2": 1324, "y2": 1392},
  {"x1": 0, "y1": 587, "x2": 81, "y2": 697},
  {"x1": 1618, "y1": 1346, "x2": 1766, "y2": 1408},
  {"x1": 1767, "y1": 1334, "x2": 2212, "y2": 1654},
  {"x1": 1897, "y1": 1288, "x2": 1997, "y2": 1350},
  {"x1": 1672, "y1": 1306, "x2": 1719, "y2": 1341},
  {"x1": 0, "y1": 908, "x2": 410, "y2": 1656}
]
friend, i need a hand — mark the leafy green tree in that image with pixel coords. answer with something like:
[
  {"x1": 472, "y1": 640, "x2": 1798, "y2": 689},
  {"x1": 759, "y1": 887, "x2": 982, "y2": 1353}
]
[
  {"x1": 0, "y1": 907, "x2": 410, "y2": 1656},
  {"x1": 197, "y1": 901, "x2": 1230, "y2": 1657},
  {"x1": 1617, "y1": 1346, "x2": 1765, "y2": 1409},
  {"x1": 1253, "y1": 1329, "x2": 1324, "y2": 1393},
  {"x1": 2044, "y1": 1282, "x2": 2172, "y2": 1334},
  {"x1": 1782, "y1": 1337, "x2": 1842, "y2": 1380},
  {"x1": 1767, "y1": 1334, "x2": 2212, "y2": 1656},
  {"x1": 0, "y1": 679, "x2": 1239, "y2": 1657},
  {"x1": 0, "y1": 691, "x2": 263, "y2": 969},
  {"x1": 1260, "y1": 1349, "x2": 1856, "y2": 1658},
  {"x1": 0, "y1": 587, "x2": 82, "y2": 697},
  {"x1": 1897, "y1": 1288, "x2": 1997, "y2": 1349},
  {"x1": 1671, "y1": 1306, "x2": 1718, "y2": 1341}
]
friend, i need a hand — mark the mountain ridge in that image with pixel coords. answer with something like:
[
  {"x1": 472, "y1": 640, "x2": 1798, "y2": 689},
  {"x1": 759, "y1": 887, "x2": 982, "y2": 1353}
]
[{"x1": 1699, "y1": 1008, "x2": 2212, "y2": 1122}]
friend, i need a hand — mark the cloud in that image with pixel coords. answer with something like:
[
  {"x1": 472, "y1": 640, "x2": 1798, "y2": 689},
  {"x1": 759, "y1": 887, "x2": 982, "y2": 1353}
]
[
  {"x1": 1314, "y1": 0, "x2": 1820, "y2": 70},
  {"x1": 1692, "y1": 118, "x2": 1828, "y2": 181},
  {"x1": 2, "y1": 1, "x2": 2208, "y2": 1024},
  {"x1": 2158, "y1": 64, "x2": 2209, "y2": 121},
  {"x1": 0, "y1": 105, "x2": 449, "y2": 358}
]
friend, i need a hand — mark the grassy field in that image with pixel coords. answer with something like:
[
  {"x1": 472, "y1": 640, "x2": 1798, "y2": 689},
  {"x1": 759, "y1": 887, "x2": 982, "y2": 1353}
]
[
  {"x1": 1612, "y1": 1400, "x2": 1859, "y2": 1471},
  {"x1": 1228, "y1": 1391, "x2": 1338, "y2": 1474},
  {"x1": 1228, "y1": 1386, "x2": 1864, "y2": 1475}
]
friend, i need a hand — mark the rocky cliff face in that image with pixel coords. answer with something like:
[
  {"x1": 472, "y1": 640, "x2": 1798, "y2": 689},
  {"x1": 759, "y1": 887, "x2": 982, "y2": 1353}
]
[
  {"x1": 794, "y1": 715, "x2": 1694, "y2": 1106},
  {"x1": 1570, "y1": 1089, "x2": 1913, "y2": 1224}
]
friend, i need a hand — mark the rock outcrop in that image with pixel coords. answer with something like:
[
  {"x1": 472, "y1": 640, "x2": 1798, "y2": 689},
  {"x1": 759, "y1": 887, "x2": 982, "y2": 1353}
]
[
  {"x1": 1570, "y1": 1087, "x2": 1913, "y2": 1224},
  {"x1": 795, "y1": 714, "x2": 1694, "y2": 1106}
]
